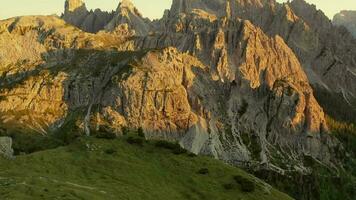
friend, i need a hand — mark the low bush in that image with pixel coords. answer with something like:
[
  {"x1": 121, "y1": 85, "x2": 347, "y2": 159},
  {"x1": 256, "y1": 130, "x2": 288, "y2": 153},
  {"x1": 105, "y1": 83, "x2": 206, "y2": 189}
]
[
  {"x1": 137, "y1": 127, "x2": 145, "y2": 138},
  {"x1": 95, "y1": 131, "x2": 117, "y2": 140},
  {"x1": 2, "y1": 132, "x2": 63, "y2": 155},
  {"x1": 197, "y1": 168, "x2": 209, "y2": 175},
  {"x1": 172, "y1": 147, "x2": 187, "y2": 155},
  {"x1": 188, "y1": 152, "x2": 197, "y2": 157},
  {"x1": 122, "y1": 127, "x2": 129, "y2": 136},
  {"x1": 155, "y1": 140, "x2": 178, "y2": 149},
  {"x1": 223, "y1": 183, "x2": 234, "y2": 190},
  {"x1": 233, "y1": 175, "x2": 255, "y2": 192},
  {"x1": 104, "y1": 148, "x2": 117, "y2": 155},
  {"x1": 155, "y1": 140, "x2": 187, "y2": 155},
  {"x1": 127, "y1": 137, "x2": 144, "y2": 146}
]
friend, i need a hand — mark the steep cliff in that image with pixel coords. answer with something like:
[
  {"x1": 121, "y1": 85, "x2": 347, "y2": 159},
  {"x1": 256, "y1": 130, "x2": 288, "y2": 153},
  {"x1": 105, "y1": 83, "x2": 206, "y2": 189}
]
[
  {"x1": 165, "y1": 0, "x2": 356, "y2": 124},
  {"x1": 0, "y1": 11, "x2": 339, "y2": 175}
]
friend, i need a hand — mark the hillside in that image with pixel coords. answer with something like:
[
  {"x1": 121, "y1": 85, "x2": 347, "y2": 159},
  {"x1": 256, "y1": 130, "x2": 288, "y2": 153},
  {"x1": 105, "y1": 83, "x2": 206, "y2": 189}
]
[{"x1": 0, "y1": 136, "x2": 292, "y2": 200}]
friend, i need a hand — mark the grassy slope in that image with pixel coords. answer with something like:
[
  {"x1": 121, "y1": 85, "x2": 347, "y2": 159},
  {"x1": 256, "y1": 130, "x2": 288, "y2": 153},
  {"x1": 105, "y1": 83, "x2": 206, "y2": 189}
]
[{"x1": 0, "y1": 137, "x2": 293, "y2": 200}]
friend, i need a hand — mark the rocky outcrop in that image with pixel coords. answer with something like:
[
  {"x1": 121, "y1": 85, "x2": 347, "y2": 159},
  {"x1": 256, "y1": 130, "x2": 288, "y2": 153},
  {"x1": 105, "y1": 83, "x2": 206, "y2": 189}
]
[
  {"x1": 62, "y1": 0, "x2": 150, "y2": 35},
  {"x1": 62, "y1": 0, "x2": 114, "y2": 33},
  {"x1": 233, "y1": 0, "x2": 356, "y2": 105},
  {"x1": 105, "y1": 0, "x2": 151, "y2": 36},
  {"x1": 333, "y1": 10, "x2": 356, "y2": 38},
  {"x1": 0, "y1": 137, "x2": 13, "y2": 158}
]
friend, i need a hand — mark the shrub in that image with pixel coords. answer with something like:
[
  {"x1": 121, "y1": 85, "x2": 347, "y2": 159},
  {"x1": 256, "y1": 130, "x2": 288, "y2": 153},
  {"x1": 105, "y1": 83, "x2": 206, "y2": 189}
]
[
  {"x1": 137, "y1": 127, "x2": 145, "y2": 138},
  {"x1": 122, "y1": 127, "x2": 129, "y2": 136},
  {"x1": 188, "y1": 152, "x2": 197, "y2": 157},
  {"x1": 95, "y1": 131, "x2": 117, "y2": 140},
  {"x1": 127, "y1": 137, "x2": 144, "y2": 146},
  {"x1": 223, "y1": 183, "x2": 234, "y2": 190},
  {"x1": 2, "y1": 131, "x2": 63, "y2": 155},
  {"x1": 172, "y1": 147, "x2": 187, "y2": 155},
  {"x1": 233, "y1": 175, "x2": 255, "y2": 192},
  {"x1": 104, "y1": 148, "x2": 116, "y2": 155},
  {"x1": 197, "y1": 168, "x2": 209, "y2": 175},
  {"x1": 155, "y1": 140, "x2": 187, "y2": 155},
  {"x1": 155, "y1": 140, "x2": 178, "y2": 149}
]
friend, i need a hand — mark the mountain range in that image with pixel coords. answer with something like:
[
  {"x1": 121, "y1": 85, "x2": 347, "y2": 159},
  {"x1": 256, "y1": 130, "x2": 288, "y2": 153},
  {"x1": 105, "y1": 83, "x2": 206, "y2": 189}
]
[{"x1": 0, "y1": 0, "x2": 355, "y2": 199}]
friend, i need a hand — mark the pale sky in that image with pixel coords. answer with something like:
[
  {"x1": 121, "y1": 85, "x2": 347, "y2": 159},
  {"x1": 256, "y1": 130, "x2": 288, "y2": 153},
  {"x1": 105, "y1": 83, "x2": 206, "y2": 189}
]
[{"x1": 0, "y1": 0, "x2": 355, "y2": 20}]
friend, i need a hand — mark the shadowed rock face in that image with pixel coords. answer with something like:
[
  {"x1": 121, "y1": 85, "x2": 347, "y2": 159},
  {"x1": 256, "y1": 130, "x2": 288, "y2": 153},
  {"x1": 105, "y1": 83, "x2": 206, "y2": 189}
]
[
  {"x1": 62, "y1": 0, "x2": 114, "y2": 33},
  {"x1": 333, "y1": 10, "x2": 356, "y2": 38},
  {"x1": 62, "y1": 0, "x2": 150, "y2": 35}
]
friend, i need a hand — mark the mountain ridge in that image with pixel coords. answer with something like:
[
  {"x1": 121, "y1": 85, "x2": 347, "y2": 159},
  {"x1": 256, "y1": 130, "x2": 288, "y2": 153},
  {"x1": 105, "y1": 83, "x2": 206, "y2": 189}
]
[{"x1": 1, "y1": 0, "x2": 355, "y2": 200}]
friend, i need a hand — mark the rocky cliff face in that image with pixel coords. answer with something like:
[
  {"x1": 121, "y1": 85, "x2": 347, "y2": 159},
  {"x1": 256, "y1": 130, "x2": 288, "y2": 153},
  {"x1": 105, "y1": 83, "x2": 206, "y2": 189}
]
[
  {"x1": 0, "y1": 8, "x2": 340, "y2": 175},
  {"x1": 174, "y1": 0, "x2": 356, "y2": 125},
  {"x1": 333, "y1": 10, "x2": 356, "y2": 38}
]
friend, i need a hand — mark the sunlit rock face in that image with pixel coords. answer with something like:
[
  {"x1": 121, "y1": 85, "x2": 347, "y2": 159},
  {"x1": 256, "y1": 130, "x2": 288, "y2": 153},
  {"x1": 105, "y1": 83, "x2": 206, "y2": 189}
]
[{"x1": 333, "y1": 10, "x2": 356, "y2": 38}]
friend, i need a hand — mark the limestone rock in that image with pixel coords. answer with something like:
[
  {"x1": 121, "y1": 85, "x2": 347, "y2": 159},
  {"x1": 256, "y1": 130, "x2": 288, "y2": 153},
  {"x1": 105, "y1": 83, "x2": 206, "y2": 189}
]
[
  {"x1": 177, "y1": 0, "x2": 356, "y2": 120},
  {"x1": 63, "y1": 0, "x2": 89, "y2": 27},
  {"x1": 0, "y1": 14, "x2": 338, "y2": 172},
  {"x1": 0, "y1": 137, "x2": 14, "y2": 159},
  {"x1": 333, "y1": 10, "x2": 356, "y2": 38},
  {"x1": 62, "y1": 0, "x2": 114, "y2": 33},
  {"x1": 105, "y1": 0, "x2": 151, "y2": 36}
]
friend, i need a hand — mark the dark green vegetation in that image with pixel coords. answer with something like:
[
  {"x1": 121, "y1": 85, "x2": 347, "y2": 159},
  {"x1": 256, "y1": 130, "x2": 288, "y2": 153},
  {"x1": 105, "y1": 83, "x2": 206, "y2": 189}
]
[
  {"x1": 0, "y1": 135, "x2": 293, "y2": 200},
  {"x1": 322, "y1": 116, "x2": 356, "y2": 200},
  {"x1": 314, "y1": 87, "x2": 356, "y2": 200}
]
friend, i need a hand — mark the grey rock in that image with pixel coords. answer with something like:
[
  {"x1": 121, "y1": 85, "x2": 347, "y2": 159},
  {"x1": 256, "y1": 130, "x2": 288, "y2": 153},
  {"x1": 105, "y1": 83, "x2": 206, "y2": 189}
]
[
  {"x1": 0, "y1": 137, "x2": 14, "y2": 159},
  {"x1": 333, "y1": 10, "x2": 356, "y2": 38}
]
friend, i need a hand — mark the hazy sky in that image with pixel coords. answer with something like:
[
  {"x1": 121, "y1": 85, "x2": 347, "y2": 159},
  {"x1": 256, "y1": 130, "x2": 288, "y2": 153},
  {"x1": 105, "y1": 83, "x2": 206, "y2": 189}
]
[{"x1": 0, "y1": 0, "x2": 355, "y2": 20}]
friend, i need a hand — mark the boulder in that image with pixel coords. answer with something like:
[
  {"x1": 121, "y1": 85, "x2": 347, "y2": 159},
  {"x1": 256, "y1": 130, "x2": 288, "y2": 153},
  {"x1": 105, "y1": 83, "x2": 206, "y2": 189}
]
[{"x1": 0, "y1": 137, "x2": 14, "y2": 159}]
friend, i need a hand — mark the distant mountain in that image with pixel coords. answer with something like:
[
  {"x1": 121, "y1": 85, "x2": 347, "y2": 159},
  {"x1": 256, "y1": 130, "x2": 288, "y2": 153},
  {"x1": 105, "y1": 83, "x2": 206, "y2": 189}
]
[
  {"x1": 333, "y1": 10, "x2": 356, "y2": 38},
  {"x1": 62, "y1": 0, "x2": 151, "y2": 35}
]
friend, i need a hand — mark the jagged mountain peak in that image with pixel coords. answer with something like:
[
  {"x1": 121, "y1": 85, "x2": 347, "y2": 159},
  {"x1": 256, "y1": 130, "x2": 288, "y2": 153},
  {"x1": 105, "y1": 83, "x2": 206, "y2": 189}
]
[
  {"x1": 64, "y1": 0, "x2": 86, "y2": 12},
  {"x1": 116, "y1": 0, "x2": 144, "y2": 18},
  {"x1": 333, "y1": 10, "x2": 356, "y2": 37},
  {"x1": 118, "y1": 0, "x2": 134, "y2": 9},
  {"x1": 104, "y1": 0, "x2": 151, "y2": 35}
]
